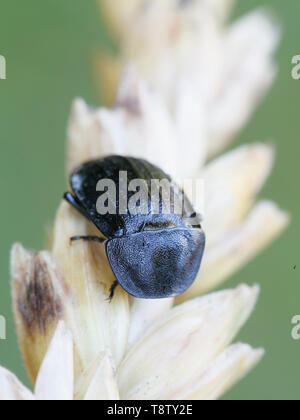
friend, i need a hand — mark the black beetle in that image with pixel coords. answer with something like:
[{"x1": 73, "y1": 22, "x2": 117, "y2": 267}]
[{"x1": 64, "y1": 156, "x2": 205, "y2": 299}]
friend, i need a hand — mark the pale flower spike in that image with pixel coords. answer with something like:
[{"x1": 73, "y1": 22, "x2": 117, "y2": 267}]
[
  {"x1": 97, "y1": 1, "x2": 280, "y2": 158},
  {"x1": 1, "y1": 0, "x2": 289, "y2": 401}
]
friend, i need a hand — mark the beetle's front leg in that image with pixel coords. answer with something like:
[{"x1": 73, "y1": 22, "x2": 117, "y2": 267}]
[{"x1": 70, "y1": 236, "x2": 106, "y2": 244}]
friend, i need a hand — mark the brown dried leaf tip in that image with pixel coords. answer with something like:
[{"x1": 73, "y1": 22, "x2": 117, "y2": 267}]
[{"x1": 11, "y1": 244, "x2": 66, "y2": 383}]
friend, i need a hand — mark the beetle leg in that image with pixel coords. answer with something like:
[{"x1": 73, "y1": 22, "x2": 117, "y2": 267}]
[
  {"x1": 186, "y1": 212, "x2": 203, "y2": 229},
  {"x1": 106, "y1": 280, "x2": 119, "y2": 302},
  {"x1": 70, "y1": 236, "x2": 106, "y2": 244}
]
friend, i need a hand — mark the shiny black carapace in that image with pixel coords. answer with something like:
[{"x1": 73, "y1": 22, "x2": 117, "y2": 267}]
[{"x1": 64, "y1": 156, "x2": 205, "y2": 299}]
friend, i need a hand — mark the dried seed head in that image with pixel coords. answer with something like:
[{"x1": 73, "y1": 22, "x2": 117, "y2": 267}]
[{"x1": 11, "y1": 244, "x2": 66, "y2": 383}]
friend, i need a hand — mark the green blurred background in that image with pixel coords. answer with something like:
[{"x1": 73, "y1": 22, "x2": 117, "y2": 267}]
[{"x1": 0, "y1": 0, "x2": 299, "y2": 400}]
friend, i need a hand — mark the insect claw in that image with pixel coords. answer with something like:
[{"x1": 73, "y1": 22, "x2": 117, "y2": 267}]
[{"x1": 106, "y1": 280, "x2": 119, "y2": 302}]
